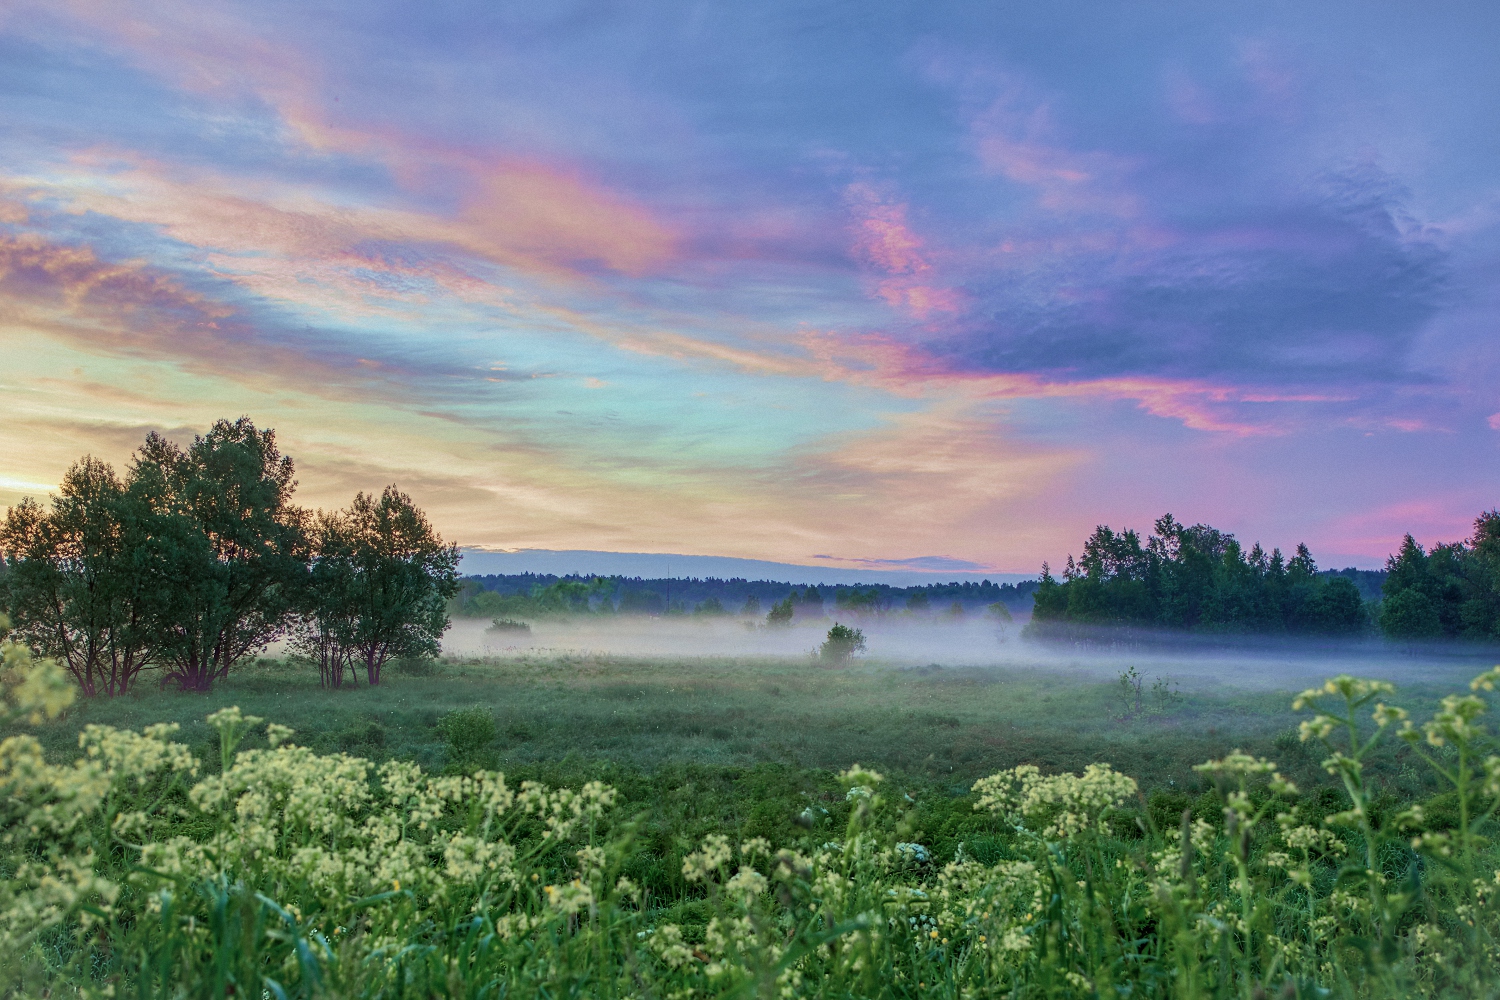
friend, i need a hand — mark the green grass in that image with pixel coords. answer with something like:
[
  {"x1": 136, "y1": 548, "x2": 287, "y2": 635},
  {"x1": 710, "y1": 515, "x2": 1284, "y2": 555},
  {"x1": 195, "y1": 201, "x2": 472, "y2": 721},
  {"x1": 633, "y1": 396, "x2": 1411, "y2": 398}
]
[{"x1": 21, "y1": 651, "x2": 1466, "y2": 812}]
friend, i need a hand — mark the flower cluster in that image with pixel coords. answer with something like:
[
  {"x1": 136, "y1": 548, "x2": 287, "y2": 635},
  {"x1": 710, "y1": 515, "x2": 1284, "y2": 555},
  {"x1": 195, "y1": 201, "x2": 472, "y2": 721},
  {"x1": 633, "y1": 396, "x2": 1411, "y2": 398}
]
[{"x1": 972, "y1": 763, "x2": 1138, "y2": 839}]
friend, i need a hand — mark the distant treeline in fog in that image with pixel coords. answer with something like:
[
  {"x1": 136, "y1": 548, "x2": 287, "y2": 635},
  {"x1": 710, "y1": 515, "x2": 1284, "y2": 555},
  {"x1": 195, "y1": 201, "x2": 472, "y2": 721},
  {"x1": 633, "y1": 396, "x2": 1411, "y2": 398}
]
[
  {"x1": 1029, "y1": 511, "x2": 1499, "y2": 642},
  {"x1": 453, "y1": 574, "x2": 1038, "y2": 619}
]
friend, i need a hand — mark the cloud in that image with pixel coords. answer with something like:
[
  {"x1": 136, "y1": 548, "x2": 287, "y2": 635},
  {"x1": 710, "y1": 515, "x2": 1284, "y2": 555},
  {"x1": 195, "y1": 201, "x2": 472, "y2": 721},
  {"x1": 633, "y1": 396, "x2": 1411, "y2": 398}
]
[
  {"x1": 941, "y1": 164, "x2": 1447, "y2": 390},
  {"x1": 0, "y1": 226, "x2": 521, "y2": 402},
  {"x1": 813, "y1": 553, "x2": 991, "y2": 571},
  {"x1": 845, "y1": 183, "x2": 962, "y2": 320}
]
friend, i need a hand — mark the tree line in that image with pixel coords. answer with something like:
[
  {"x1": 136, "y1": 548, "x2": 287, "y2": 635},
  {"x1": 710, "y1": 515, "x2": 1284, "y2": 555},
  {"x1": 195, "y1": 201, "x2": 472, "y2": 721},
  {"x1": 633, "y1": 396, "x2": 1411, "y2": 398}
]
[
  {"x1": 454, "y1": 573, "x2": 1038, "y2": 619},
  {"x1": 1378, "y1": 511, "x2": 1500, "y2": 640},
  {"x1": 1028, "y1": 514, "x2": 1370, "y2": 636},
  {"x1": 0, "y1": 418, "x2": 458, "y2": 696}
]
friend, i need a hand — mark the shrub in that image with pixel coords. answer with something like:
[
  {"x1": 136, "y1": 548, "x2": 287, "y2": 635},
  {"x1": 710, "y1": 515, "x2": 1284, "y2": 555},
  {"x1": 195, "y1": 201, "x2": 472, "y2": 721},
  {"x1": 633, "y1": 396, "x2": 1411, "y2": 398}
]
[
  {"x1": 819, "y1": 622, "x2": 866, "y2": 663},
  {"x1": 436, "y1": 706, "x2": 497, "y2": 755}
]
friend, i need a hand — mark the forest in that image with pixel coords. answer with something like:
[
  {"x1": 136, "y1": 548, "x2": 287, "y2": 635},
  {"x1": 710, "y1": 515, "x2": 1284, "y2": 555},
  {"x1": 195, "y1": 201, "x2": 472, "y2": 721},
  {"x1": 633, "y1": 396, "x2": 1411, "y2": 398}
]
[
  {"x1": 453, "y1": 573, "x2": 1037, "y2": 619},
  {"x1": 1028, "y1": 512, "x2": 1500, "y2": 643}
]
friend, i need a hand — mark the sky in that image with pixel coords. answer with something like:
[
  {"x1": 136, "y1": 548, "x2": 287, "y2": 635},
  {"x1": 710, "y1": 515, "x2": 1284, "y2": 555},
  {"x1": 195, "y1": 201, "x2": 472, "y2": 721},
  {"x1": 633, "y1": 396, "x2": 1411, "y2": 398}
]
[{"x1": 1, "y1": 0, "x2": 1497, "y2": 573}]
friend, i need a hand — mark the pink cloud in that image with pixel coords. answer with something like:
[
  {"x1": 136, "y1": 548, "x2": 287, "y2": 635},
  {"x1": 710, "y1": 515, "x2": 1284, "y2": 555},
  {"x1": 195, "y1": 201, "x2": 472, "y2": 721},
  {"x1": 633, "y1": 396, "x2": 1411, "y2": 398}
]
[
  {"x1": 968, "y1": 93, "x2": 1138, "y2": 217},
  {"x1": 794, "y1": 331, "x2": 1327, "y2": 435},
  {"x1": 845, "y1": 184, "x2": 962, "y2": 320},
  {"x1": 1319, "y1": 498, "x2": 1490, "y2": 563},
  {"x1": 1488, "y1": 413, "x2": 1500, "y2": 430}
]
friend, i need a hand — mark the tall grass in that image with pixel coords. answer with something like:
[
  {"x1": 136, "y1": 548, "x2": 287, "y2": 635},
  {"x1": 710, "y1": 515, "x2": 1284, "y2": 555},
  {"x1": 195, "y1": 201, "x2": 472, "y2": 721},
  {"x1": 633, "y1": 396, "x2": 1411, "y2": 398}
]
[{"x1": 2, "y1": 636, "x2": 1498, "y2": 996}]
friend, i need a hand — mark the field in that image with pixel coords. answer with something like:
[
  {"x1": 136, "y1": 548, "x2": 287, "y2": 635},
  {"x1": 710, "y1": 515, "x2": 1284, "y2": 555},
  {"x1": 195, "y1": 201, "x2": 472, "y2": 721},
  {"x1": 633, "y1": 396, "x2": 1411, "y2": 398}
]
[{"x1": 4, "y1": 637, "x2": 1499, "y2": 997}]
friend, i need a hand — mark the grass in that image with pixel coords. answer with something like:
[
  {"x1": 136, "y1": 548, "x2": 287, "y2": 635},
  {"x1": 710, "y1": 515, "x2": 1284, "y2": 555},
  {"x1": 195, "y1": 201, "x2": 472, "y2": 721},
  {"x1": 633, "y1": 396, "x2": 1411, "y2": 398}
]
[{"x1": 23, "y1": 651, "x2": 1463, "y2": 796}]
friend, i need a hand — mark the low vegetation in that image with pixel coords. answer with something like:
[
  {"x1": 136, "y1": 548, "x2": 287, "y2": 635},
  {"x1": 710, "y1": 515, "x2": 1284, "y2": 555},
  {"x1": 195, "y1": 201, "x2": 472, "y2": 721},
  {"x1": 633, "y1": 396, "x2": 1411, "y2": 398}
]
[{"x1": 4, "y1": 623, "x2": 1500, "y2": 997}]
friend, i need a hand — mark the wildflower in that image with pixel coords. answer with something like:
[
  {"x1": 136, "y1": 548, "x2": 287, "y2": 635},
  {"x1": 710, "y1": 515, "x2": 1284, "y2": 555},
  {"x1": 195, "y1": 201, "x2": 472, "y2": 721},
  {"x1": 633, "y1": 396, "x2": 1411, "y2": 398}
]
[
  {"x1": 837, "y1": 764, "x2": 884, "y2": 787},
  {"x1": 1470, "y1": 666, "x2": 1500, "y2": 692},
  {"x1": 739, "y1": 836, "x2": 771, "y2": 859},
  {"x1": 973, "y1": 763, "x2": 1137, "y2": 839},
  {"x1": 894, "y1": 842, "x2": 931, "y2": 864},
  {"x1": 683, "y1": 834, "x2": 733, "y2": 882},
  {"x1": 1194, "y1": 751, "x2": 1276, "y2": 778},
  {"x1": 543, "y1": 879, "x2": 595, "y2": 917},
  {"x1": 725, "y1": 866, "x2": 768, "y2": 901},
  {"x1": 615, "y1": 875, "x2": 642, "y2": 903}
]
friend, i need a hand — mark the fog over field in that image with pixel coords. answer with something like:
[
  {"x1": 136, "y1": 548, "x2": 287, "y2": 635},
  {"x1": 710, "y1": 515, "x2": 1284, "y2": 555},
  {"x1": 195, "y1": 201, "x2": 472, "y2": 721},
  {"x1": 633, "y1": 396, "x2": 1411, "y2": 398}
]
[{"x1": 438, "y1": 614, "x2": 1488, "y2": 693}]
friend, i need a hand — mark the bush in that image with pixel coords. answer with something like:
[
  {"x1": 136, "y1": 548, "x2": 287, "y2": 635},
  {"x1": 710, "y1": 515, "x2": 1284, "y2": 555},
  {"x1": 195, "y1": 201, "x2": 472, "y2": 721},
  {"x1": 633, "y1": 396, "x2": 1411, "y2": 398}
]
[
  {"x1": 487, "y1": 617, "x2": 532, "y2": 634},
  {"x1": 436, "y1": 706, "x2": 497, "y2": 755},
  {"x1": 819, "y1": 622, "x2": 866, "y2": 663}
]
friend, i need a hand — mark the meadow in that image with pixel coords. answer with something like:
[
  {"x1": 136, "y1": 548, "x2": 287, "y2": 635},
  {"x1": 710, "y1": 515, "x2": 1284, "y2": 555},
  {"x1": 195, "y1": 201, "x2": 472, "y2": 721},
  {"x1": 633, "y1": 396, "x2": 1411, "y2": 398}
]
[{"x1": 3, "y1": 639, "x2": 1499, "y2": 997}]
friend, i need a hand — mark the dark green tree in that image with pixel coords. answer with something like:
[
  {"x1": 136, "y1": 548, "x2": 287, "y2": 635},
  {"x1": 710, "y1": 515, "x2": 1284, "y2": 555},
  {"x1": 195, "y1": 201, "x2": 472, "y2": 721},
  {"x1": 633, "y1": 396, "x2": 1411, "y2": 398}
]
[
  {"x1": 1377, "y1": 513, "x2": 1500, "y2": 641},
  {"x1": 339, "y1": 486, "x2": 460, "y2": 686},
  {"x1": 1379, "y1": 588, "x2": 1442, "y2": 640},
  {"x1": 127, "y1": 418, "x2": 309, "y2": 691},
  {"x1": 0, "y1": 458, "x2": 151, "y2": 696},
  {"x1": 766, "y1": 595, "x2": 794, "y2": 626},
  {"x1": 291, "y1": 509, "x2": 358, "y2": 689},
  {"x1": 1297, "y1": 576, "x2": 1368, "y2": 635}
]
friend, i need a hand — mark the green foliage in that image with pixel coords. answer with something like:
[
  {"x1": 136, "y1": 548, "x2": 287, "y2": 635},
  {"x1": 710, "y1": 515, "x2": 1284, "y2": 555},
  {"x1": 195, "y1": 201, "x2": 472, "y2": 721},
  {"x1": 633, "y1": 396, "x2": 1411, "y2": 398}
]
[
  {"x1": 460, "y1": 577, "x2": 616, "y2": 618},
  {"x1": 1380, "y1": 587, "x2": 1443, "y2": 639},
  {"x1": 834, "y1": 586, "x2": 877, "y2": 613},
  {"x1": 766, "y1": 595, "x2": 794, "y2": 626},
  {"x1": 3, "y1": 419, "x2": 458, "y2": 695},
  {"x1": 115, "y1": 418, "x2": 310, "y2": 691},
  {"x1": 0, "y1": 458, "x2": 151, "y2": 696},
  {"x1": 1378, "y1": 513, "x2": 1500, "y2": 640},
  {"x1": 487, "y1": 617, "x2": 532, "y2": 633},
  {"x1": 437, "y1": 705, "x2": 497, "y2": 750},
  {"x1": 5, "y1": 667, "x2": 1500, "y2": 996},
  {"x1": 819, "y1": 622, "x2": 866, "y2": 663},
  {"x1": 1028, "y1": 514, "x2": 1371, "y2": 637}
]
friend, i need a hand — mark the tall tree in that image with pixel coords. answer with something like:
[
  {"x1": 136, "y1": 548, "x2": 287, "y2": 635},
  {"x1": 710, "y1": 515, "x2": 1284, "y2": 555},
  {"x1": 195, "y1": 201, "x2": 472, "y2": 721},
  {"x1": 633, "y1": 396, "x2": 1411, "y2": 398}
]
[
  {"x1": 0, "y1": 458, "x2": 151, "y2": 696},
  {"x1": 291, "y1": 509, "x2": 358, "y2": 689},
  {"x1": 129, "y1": 418, "x2": 309, "y2": 691},
  {"x1": 340, "y1": 486, "x2": 460, "y2": 686}
]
